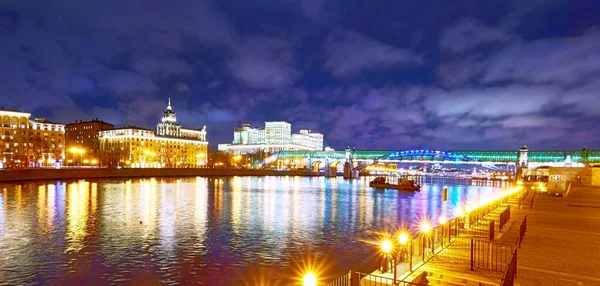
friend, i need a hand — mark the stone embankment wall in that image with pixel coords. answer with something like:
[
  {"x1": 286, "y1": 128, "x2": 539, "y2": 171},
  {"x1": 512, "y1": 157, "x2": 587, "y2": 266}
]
[{"x1": 0, "y1": 168, "x2": 320, "y2": 183}]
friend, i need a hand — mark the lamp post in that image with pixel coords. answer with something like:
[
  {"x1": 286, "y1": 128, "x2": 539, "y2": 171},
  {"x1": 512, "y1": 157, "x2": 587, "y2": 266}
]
[
  {"x1": 233, "y1": 154, "x2": 242, "y2": 168},
  {"x1": 421, "y1": 222, "x2": 432, "y2": 261},
  {"x1": 398, "y1": 232, "x2": 410, "y2": 271},
  {"x1": 439, "y1": 216, "x2": 447, "y2": 244},
  {"x1": 379, "y1": 239, "x2": 395, "y2": 283},
  {"x1": 69, "y1": 147, "x2": 86, "y2": 166},
  {"x1": 454, "y1": 207, "x2": 464, "y2": 236}
]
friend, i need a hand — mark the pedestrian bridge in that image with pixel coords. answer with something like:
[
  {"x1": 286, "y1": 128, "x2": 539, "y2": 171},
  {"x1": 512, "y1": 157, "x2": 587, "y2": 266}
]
[{"x1": 269, "y1": 149, "x2": 600, "y2": 166}]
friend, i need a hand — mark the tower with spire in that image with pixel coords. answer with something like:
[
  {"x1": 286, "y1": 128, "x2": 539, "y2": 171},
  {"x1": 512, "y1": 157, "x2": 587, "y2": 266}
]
[{"x1": 157, "y1": 97, "x2": 181, "y2": 137}]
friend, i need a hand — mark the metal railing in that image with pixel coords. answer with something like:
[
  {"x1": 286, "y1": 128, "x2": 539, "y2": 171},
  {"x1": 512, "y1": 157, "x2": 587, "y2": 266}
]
[
  {"x1": 327, "y1": 271, "x2": 351, "y2": 286},
  {"x1": 518, "y1": 215, "x2": 527, "y2": 248},
  {"x1": 500, "y1": 248, "x2": 518, "y2": 286},
  {"x1": 499, "y1": 206, "x2": 510, "y2": 231},
  {"x1": 471, "y1": 239, "x2": 515, "y2": 272},
  {"x1": 467, "y1": 218, "x2": 495, "y2": 241},
  {"x1": 325, "y1": 189, "x2": 525, "y2": 286},
  {"x1": 352, "y1": 271, "x2": 421, "y2": 286}
]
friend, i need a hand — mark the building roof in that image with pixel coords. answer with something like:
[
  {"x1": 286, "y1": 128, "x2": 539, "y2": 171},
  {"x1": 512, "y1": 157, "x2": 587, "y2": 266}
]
[
  {"x1": 114, "y1": 125, "x2": 153, "y2": 131},
  {"x1": 31, "y1": 117, "x2": 58, "y2": 124},
  {"x1": 66, "y1": 118, "x2": 114, "y2": 126},
  {"x1": 0, "y1": 106, "x2": 29, "y2": 114}
]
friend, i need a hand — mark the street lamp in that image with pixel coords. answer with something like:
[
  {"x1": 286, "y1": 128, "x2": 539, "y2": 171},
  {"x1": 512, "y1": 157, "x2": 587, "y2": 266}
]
[
  {"x1": 399, "y1": 232, "x2": 409, "y2": 245},
  {"x1": 398, "y1": 232, "x2": 410, "y2": 269},
  {"x1": 379, "y1": 239, "x2": 396, "y2": 282},
  {"x1": 69, "y1": 147, "x2": 85, "y2": 166},
  {"x1": 420, "y1": 222, "x2": 431, "y2": 234},
  {"x1": 420, "y1": 222, "x2": 432, "y2": 261},
  {"x1": 303, "y1": 272, "x2": 317, "y2": 286}
]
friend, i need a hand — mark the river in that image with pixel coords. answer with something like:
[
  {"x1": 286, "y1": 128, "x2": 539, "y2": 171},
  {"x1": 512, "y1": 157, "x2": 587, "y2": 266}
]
[{"x1": 0, "y1": 176, "x2": 509, "y2": 285}]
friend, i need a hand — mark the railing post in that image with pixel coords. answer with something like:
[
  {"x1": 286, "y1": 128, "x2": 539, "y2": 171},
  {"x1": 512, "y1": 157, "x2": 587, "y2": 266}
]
[
  {"x1": 348, "y1": 270, "x2": 353, "y2": 286},
  {"x1": 489, "y1": 220, "x2": 495, "y2": 241},
  {"x1": 470, "y1": 239, "x2": 474, "y2": 271},
  {"x1": 409, "y1": 241, "x2": 413, "y2": 271},
  {"x1": 393, "y1": 257, "x2": 397, "y2": 284},
  {"x1": 422, "y1": 234, "x2": 426, "y2": 261},
  {"x1": 432, "y1": 230, "x2": 436, "y2": 254},
  {"x1": 455, "y1": 218, "x2": 459, "y2": 237},
  {"x1": 515, "y1": 249, "x2": 518, "y2": 279}
]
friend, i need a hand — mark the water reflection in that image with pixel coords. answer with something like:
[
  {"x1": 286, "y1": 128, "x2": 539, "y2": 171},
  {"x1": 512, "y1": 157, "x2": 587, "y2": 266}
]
[{"x1": 0, "y1": 176, "x2": 509, "y2": 285}]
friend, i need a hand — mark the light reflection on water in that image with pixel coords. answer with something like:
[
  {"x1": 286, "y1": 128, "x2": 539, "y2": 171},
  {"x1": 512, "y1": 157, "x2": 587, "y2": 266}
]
[{"x1": 0, "y1": 176, "x2": 509, "y2": 285}]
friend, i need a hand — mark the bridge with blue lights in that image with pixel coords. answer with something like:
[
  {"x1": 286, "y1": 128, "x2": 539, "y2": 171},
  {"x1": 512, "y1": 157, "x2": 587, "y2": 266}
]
[{"x1": 268, "y1": 147, "x2": 599, "y2": 177}]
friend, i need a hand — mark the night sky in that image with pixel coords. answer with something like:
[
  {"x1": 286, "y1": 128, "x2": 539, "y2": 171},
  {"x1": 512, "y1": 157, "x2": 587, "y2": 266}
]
[{"x1": 1, "y1": 0, "x2": 599, "y2": 150}]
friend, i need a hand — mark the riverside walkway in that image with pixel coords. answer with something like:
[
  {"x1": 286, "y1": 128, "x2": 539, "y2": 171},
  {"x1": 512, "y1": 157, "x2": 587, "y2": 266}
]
[
  {"x1": 325, "y1": 184, "x2": 600, "y2": 285},
  {"x1": 512, "y1": 185, "x2": 600, "y2": 286}
]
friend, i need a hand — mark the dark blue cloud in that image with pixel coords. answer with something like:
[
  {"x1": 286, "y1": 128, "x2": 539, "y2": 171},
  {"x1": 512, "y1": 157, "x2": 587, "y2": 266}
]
[{"x1": 0, "y1": 0, "x2": 599, "y2": 150}]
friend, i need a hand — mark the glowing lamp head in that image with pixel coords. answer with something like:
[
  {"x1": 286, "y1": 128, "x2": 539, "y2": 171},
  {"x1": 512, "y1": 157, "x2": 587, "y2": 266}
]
[
  {"x1": 399, "y1": 233, "x2": 409, "y2": 245},
  {"x1": 303, "y1": 272, "x2": 317, "y2": 286},
  {"x1": 381, "y1": 240, "x2": 392, "y2": 253},
  {"x1": 454, "y1": 207, "x2": 464, "y2": 217},
  {"x1": 438, "y1": 216, "x2": 447, "y2": 225},
  {"x1": 420, "y1": 222, "x2": 431, "y2": 234}
]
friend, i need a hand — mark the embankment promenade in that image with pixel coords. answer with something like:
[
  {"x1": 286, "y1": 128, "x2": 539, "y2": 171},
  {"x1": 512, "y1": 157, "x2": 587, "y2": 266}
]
[{"x1": 0, "y1": 168, "x2": 319, "y2": 183}]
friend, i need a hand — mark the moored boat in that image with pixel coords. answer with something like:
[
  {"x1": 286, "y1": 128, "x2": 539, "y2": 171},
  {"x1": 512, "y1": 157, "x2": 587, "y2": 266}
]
[{"x1": 369, "y1": 176, "x2": 421, "y2": 191}]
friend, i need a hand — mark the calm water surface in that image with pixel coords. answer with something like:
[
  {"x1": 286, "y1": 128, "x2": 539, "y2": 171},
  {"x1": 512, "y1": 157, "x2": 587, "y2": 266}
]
[{"x1": 0, "y1": 176, "x2": 509, "y2": 285}]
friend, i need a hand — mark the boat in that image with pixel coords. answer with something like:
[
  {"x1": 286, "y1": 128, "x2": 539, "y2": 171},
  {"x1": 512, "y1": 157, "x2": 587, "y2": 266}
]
[{"x1": 369, "y1": 176, "x2": 421, "y2": 191}]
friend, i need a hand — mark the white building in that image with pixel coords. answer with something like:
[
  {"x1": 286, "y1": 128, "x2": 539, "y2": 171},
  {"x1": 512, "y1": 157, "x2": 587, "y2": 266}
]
[
  {"x1": 233, "y1": 124, "x2": 264, "y2": 144},
  {"x1": 265, "y1": 121, "x2": 291, "y2": 144},
  {"x1": 219, "y1": 122, "x2": 324, "y2": 154},
  {"x1": 292, "y1": 129, "x2": 323, "y2": 151},
  {"x1": 217, "y1": 143, "x2": 315, "y2": 154}
]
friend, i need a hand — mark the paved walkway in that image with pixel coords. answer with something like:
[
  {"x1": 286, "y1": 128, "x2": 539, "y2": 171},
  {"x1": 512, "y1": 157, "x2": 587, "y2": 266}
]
[
  {"x1": 512, "y1": 185, "x2": 600, "y2": 286},
  {"x1": 366, "y1": 186, "x2": 600, "y2": 285}
]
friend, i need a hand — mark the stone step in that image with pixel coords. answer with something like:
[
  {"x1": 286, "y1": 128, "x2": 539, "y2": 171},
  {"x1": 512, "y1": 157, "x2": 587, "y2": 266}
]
[{"x1": 425, "y1": 275, "x2": 468, "y2": 286}]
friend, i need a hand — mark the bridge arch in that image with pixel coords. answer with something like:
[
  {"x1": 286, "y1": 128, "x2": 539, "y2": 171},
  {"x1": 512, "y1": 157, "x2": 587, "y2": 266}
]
[
  {"x1": 381, "y1": 150, "x2": 478, "y2": 162},
  {"x1": 311, "y1": 161, "x2": 322, "y2": 172}
]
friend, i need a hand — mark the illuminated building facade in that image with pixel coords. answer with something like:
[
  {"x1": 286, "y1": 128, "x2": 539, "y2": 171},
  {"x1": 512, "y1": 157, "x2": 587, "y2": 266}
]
[
  {"x1": 0, "y1": 107, "x2": 65, "y2": 169},
  {"x1": 265, "y1": 121, "x2": 291, "y2": 144},
  {"x1": 98, "y1": 99, "x2": 208, "y2": 168},
  {"x1": 29, "y1": 118, "x2": 66, "y2": 167},
  {"x1": 292, "y1": 130, "x2": 323, "y2": 151},
  {"x1": 219, "y1": 122, "x2": 324, "y2": 154},
  {"x1": 65, "y1": 119, "x2": 114, "y2": 163},
  {"x1": 0, "y1": 108, "x2": 31, "y2": 168}
]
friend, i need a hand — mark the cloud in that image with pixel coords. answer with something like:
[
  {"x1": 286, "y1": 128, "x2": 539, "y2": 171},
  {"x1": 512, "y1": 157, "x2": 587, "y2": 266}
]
[
  {"x1": 438, "y1": 27, "x2": 600, "y2": 87},
  {"x1": 424, "y1": 85, "x2": 560, "y2": 118},
  {"x1": 100, "y1": 71, "x2": 159, "y2": 95},
  {"x1": 174, "y1": 82, "x2": 191, "y2": 92},
  {"x1": 227, "y1": 37, "x2": 299, "y2": 89},
  {"x1": 500, "y1": 115, "x2": 570, "y2": 128},
  {"x1": 50, "y1": 75, "x2": 96, "y2": 93},
  {"x1": 131, "y1": 53, "x2": 192, "y2": 79},
  {"x1": 324, "y1": 31, "x2": 422, "y2": 78},
  {"x1": 440, "y1": 18, "x2": 512, "y2": 53},
  {"x1": 562, "y1": 79, "x2": 600, "y2": 115},
  {"x1": 481, "y1": 28, "x2": 600, "y2": 85}
]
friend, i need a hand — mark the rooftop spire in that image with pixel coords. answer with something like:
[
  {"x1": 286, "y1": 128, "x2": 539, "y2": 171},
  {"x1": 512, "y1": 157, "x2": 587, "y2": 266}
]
[{"x1": 167, "y1": 97, "x2": 172, "y2": 110}]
